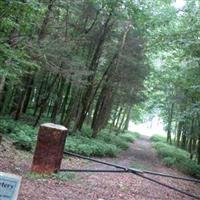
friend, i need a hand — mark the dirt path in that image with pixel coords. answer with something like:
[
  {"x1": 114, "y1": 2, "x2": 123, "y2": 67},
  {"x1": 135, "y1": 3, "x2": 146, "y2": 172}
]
[{"x1": 1, "y1": 136, "x2": 200, "y2": 200}]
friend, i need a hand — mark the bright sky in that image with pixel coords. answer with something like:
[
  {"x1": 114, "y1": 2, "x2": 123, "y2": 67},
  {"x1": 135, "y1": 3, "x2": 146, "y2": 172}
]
[
  {"x1": 128, "y1": 116, "x2": 166, "y2": 137},
  {"x1": 172, "y1": 0, "x2": 185, "y2": 9}
]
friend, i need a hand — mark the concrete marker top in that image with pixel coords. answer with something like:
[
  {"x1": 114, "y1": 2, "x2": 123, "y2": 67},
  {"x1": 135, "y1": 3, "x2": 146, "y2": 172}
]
[{"x1": 41, "y1": 123, "x2": 68, "y2": 131}]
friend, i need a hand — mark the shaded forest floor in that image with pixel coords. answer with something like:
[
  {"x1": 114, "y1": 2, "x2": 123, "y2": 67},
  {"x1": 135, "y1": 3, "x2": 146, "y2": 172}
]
[{"x1": 0, "y1": 136, "x2": 199, "y2": 200}]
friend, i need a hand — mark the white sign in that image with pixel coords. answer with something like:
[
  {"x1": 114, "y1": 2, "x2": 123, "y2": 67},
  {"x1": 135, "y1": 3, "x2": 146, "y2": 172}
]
[{"x1": 0, "y1": 172, "x2": 21, "y2": 200}]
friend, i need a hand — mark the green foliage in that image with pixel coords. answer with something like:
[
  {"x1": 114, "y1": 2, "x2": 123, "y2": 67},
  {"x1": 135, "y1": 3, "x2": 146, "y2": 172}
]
[
  {"x1": 65, "y1": 135, "x2": 120, "y2": 157},
  {"x1": 97, "y1": 130, "x2": 129, "y2": 150},
  {"x1": 0, "y1": 118, "x2": 140, "y2": 156},
  {"x1": 120, "y1": 131, "x2": 140, "y2": 142},
  {"x1": 150, "y1": 134, "x2": 166, "y2": 143},
  {"x1": 81, "y1": 124, "x2": 93, "y2": 138},
  {"x1": 162, "y1": 157, "x2": 176, "y2": 167},
  {"x1": 0, "y1": 118, "x2": 37, "y2": 151},
  {"x1": 153, "y1": 142, "x2": 200, "y2": 178},
  {"x1": 26, "y1": 172, "x2": 76, "y2": 181},
  {"x1": 51, "y1": 173, "x2": 76, "y2": 181},
  {"x1": 66, "y1": 129, "x2": 140, "y2": 157}
]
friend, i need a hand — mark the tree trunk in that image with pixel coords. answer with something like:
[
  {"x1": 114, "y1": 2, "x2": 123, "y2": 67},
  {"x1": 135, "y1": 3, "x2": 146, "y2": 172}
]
[
  {"x1": 22, "y1": 76, "x2": 34, "y2": 113},
  {"x1": 91, "y1": 85, "x2": 113, "y2": 138},
  {"x1": 38, "y1": 0, "x2": 55, "y2": 42},
  {"x1": 181, "y1": 126, "x2": 187, "y2": 149},
  {"x1": 123, "y1": 105, "x2": 131, "y2": 132},
  {"x1": 33, "y1": 73, "x2": 49, "y2": 116},
  {"x1": 197, "y1": 135, "x2": 200, "y2": 164},
  {"x1": 73, "y1": 15, "x2": 112, "y2": 131},
  {"x1": 115, "y1": 107, "x2": 123, "y2": 129},
  {"x1": 34, "y1": 75, "x2": 59, "y2": 127},
  {"x1": 62, "y1": 89, "x2": 80, "y2": 128},
  {"x1": 167, "y1": 103, "x2": 174, "y2": 144},
  {"x1": 176, "y1": 122, "x2": 182, "y2": 147},
  {"x1": 60, "y1": 81, "x2": 71, "y2": 123},
  {"x1": 0, "y1": 76, "x2": 6, "y2": 107},
  {"x1": 51, "y1": 78, "x2": 65, "y2": 123}
]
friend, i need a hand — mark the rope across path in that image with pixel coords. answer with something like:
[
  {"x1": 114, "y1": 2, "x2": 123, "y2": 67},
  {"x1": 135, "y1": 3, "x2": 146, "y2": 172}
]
[{"x1": 62, "y1": 151, "x2": 200, "y2": 199}]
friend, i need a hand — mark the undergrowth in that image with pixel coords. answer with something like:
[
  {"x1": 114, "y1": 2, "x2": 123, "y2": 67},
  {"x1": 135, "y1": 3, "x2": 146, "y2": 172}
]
[
  {"x1": 0, "y1": 117, "x2": 140, "y2": 157},
  {"x1": 153, "y1": 142, "x2": 200, "y2": 178},
  {"x1": 150, "y1": 134, "x2": 166, "y2": 143},
  {"x1": 26, "y1": 172, "x2": 76, "y2": 181}
]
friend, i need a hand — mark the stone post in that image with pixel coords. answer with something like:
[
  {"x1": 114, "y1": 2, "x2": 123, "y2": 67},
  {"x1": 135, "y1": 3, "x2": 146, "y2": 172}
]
[{"x1": 31, "y1": 123, "x2": 67, "y2": 174}]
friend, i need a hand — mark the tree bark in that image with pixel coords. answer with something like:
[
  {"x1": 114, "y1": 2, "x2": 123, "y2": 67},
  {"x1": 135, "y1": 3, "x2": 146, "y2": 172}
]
[
  {"x1": 167, "y1": 103, "x2": 174, "y2": 144},
  {"x1": 73, "y1": 15, "x2": 112, "y2": 131},
  {"x1": 60, "y1": 81, "x2": 71, "y2": 123},
  {"x1": 34, "y1": 75, "x2": 59, "y2": 127},
  {"x1": 38, "y1": 0, "x2": 55, "y2": 42},
  {"x1": 51, "y1": 78, "x2": 65, "y2": 123}
]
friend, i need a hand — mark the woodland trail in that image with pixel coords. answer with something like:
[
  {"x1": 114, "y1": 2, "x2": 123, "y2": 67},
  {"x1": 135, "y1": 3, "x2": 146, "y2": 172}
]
[{"x1": 1, "y1": 136, "x2": 200, "y2": 200}]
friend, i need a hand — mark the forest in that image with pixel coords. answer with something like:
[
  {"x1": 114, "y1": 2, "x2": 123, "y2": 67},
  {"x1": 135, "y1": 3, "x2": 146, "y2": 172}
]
[{"x1": 0, "y1": 0, "x2": 200, "y2": 195}]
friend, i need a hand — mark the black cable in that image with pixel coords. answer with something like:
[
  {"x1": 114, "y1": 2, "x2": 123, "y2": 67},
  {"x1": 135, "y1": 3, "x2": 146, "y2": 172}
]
[
  {"x1": 63, "y1": 151, "x2": 142, "y2": 173},
  {"x1": 63, "y1": 151, "x2": 200, "y2": 199},
  {"x1": 136, "y1": 173, "x2": 200, "y2": 200},
  {"x1": 64, "y1": 151, "x2": 200, "y2": 183},
  {"x1": 60, "y1": 169, "x2": 128, "y2": 173},
  {"x1": 142, "y1": 169, "x2": 200, "y2": 183}
]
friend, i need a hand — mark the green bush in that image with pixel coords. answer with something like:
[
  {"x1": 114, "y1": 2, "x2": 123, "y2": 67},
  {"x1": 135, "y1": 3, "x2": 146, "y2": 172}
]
[
  {"x1": 0, "y1": 118, "x2": 37, "y2": 151},
  {"x1": 65, "y1": 129, "x2": 140, "y2": 157},
  {"x1": 150, "y1": 134, "x2": 166, "y2": 143},
  {"x1": 162, "y1": 157, "x2": 176, "y2": 167},
  {"x1": 153, "y1": 142, "x2": 188, "y2": 162},
  {"x1": 0, "y1": 118, "x2": 140, "y2": 157},
  {"x1": 65, "y1": 135, "x2": 119, "y2": 157},
  {"x1": 81, "y1": 124, "x2": 93, "y2": 138},
  {"x1": 152, "y1": 142, "x2": 200, "y2": 178},
  {"x1": 120, "y1": 131, "x2": 140, "y2": 142},
  {"x1": 97, "y1": 131, "x2": 129, "y2": 150},
  {"x1": 176, "y1": 159, "x2": 200, "y2": 178}
]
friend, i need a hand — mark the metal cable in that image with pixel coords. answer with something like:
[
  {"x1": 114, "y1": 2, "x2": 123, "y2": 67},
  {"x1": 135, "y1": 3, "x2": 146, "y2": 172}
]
[
  {"x1": 142, "y1": 169, "x2": 200, "y2": 183},
  {"x1": 136, "y1": 173, "x2": 200, "y2": 199},
  {"x1": 63, "y1": 151, "x2": 142, "y2": 173},
  {"x1": 63, "y1": 151, "x2": 200, "y2": 199},
  {"x1": 64, "y1": 151, "x2": 200, "y2": 183},
  {"x1": 60, "y1": 169, "x2": 128, "y2": 173}
]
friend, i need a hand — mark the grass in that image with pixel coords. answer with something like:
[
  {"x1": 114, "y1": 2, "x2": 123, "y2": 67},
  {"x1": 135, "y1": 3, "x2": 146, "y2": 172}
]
[
  {"x1": 0, "y1": 117, "x2": 37, "y2": 151},
  {"x1": 65, "y1": 129, "x2": 140, "y2": 157},
  {"x1": 26, "y1": 172, "x2": 76, "y2": 181},
  {"x1": 152, "y1": 141, "x2": 200, "y2": 178},
  {"x1": 150, "y1": 134, "x2": 166, "y2": 143},
  {"x1": 0, "y1": 117, "x2": 140, "y2": 157}
]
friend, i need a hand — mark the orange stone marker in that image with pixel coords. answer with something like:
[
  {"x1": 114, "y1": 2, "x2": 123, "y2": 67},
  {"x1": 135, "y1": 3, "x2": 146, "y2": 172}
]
[{"x1": 31, "y1": 123, "x2": 67, "y2": 174}]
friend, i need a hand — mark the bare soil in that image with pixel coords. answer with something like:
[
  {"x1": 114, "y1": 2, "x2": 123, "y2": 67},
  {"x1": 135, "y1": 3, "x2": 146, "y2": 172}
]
[{"x1": 0, "y1": 136, "x2": 199, "y2": 200}]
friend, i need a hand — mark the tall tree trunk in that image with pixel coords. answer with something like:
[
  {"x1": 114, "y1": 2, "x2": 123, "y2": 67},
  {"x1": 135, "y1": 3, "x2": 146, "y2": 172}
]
[
  {"x1": 176, "y1": 122, "x2": 182, "y2": 147},
  {"x1": 197, "y1": 135, "x2": 200, "y2": 164},
  {"x1": 123, "y1": 105, "x2": 131, "y2": 132},
  {"x1": 115, "y1": 107, "x2": 123, "y2": 129},
  {"x1": 14, "y1": 76, "x2": 31, "y2": 120},
  {"x1": 63, "y1": 88, "x2": 80, "y2": 128},
  {"x1": 73, "y1": 15, "x2": 112, "y2": 131},
  {"x1": 167, "y1": 103, "x2": 174, "y2": 144},
  {"x1": 60, "y1": 81, "x2": 71, "y2": 123},
  {"x1": 33, "y1": 73, "x2": 49, "y2": 116},
  {"x1": 0, "y1": 76, "x2": 6, "y2": 107},
  {"x1": 1, "y1": 82, "x2": 13, "y2": 114},
  {"x1": 91, "y1": 85, "x2": 113, "y2": 138},
  {"x1": 181, "y1": 125, "x2": 187, "y2": 149},
  {"x1": 38, "y1": 0, "x2": 55, "y2": 42},
  {"x1": 22, "y1": 76, "x2": 34, "y2": 113},
  {"x1": 51, "y1": 78, "x2": 65, "y2": 123},
  {"x1": 34, "y1": 75, "x2": 59, "y2": 127}
]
